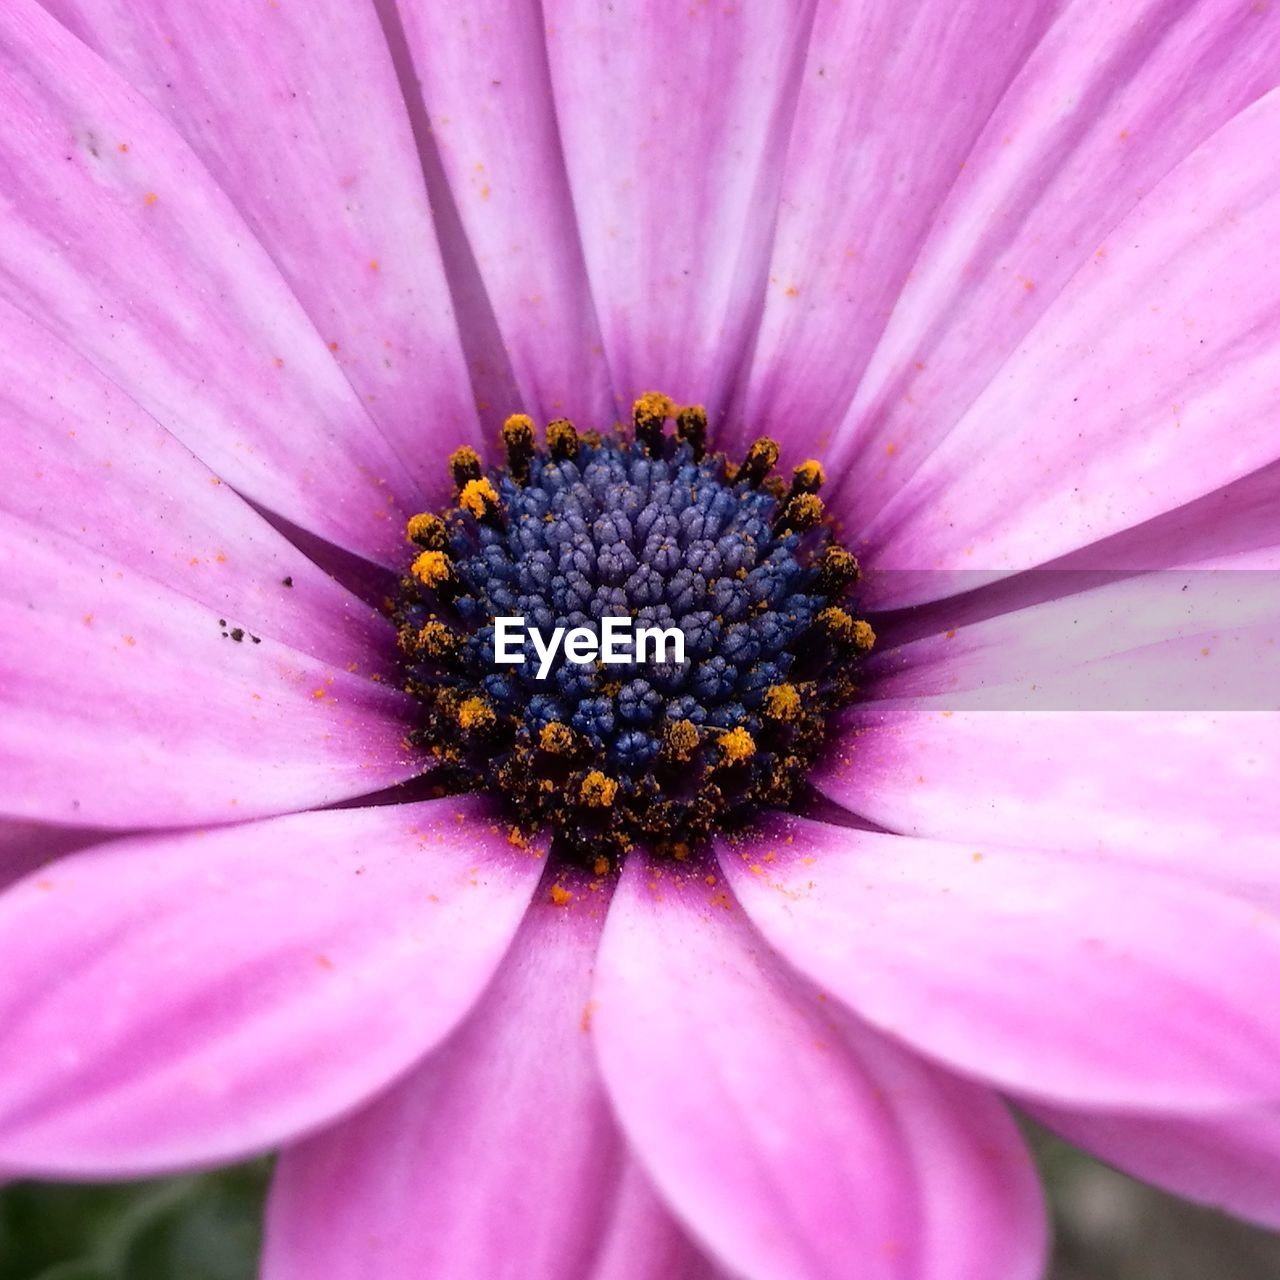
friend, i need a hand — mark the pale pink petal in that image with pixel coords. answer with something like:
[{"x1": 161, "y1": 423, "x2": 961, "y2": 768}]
[
  {"x1": 849, "y1": 81, "x2": 1280, "y2": 605},
  {"x1": 1026, "y1": 1099, "x2": 1280, "y2": 1230},
  {"x1": 814, "y1": 707, "x2": 1280, "y2": 894},
  {"x1": 593, "y1": 857, "x2": 1046, "y2": 1280},
  {"x1": 866, "y1": 572, "x2": 1280, "y2": 713},
  {"x1": 38, "y1": 0, "x2": 485, "y2": 502},
  {"x1": 267, "y1": 877, "x2": 711, "y2": 1279},
  {"x1": 0, "y1": 2, "x2": 420, "y2": 564},
  {"x1": 0, "y1": 513, "x2": 416, "y2": 827},
  {"x1": 393, "y1": 0, "x2": 613, "y2": 427},
  {"x1": 731, "y1": 0, "x2": 1057, "y2": 457},
  {"x1": 0, "y1": 796, "x2": 542, "y2": 1177},
  {"x1": 543, "y1": 2, "x2": 814, "y2": 412},
  {"x1": 720, "y1": 816, "x2": 1280, "y2": 1110},
  {"x1": 0, "y1": 298, "x2": 398, "y2": 673}
]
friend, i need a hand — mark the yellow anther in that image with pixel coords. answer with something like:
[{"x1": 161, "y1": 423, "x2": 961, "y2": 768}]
[
  {"x1": 546, "y1": 417, "x2": 579, "y2": 460},
  {"x1": 718, "y1": 726, "x2": 756, "y2": 764},
  {"x1": 817, "y1": 606, "x2": 855, "y2": 643},
  {"x1": 763, "y1": 683, "x2": 802, "y2": 721},
  {"x1": 415, "y1": 620, "x2": 459, "y2": 660},
  {"x1": 791, "y1": 460, "x2": 826, "y2": 493},
  {"x1": 816, "y1": 545, "x2": 859, "y2": 594},
  {"x1": 633, "y1": 391, "x2": 676, "y2": 454},
  {"x1": 580, "y1": 770, "x2": 619, "y2": 808},
  {"x1": 778, "y1": 492, "x2": 824, "y2": 531},
  {"x1": 448, "y1": 446, "x2": 483, "y2": 488},
  {"x1": 457, "y1": 696, "x2": 496, "y2": 733},
  {"x1": 501, "y1": 413, "x2": 536, "y2": 482},
  {"x1": 664, "y1": 718, "x2": 700, "y2": 761},
  {"x1": 459, "y1": 477, "x2": 499, "y2": 520},
  {"x1": 740, "y1": 437, "x2": 780, "y2": 486},
  {"x1": 852, "y1": 619, "x2": 876, "y2": 652},
  {"x1": 406, "y1": 512, "x2": 447, "y2": 549},
  {"x1": 675, "y1": 404, "x2": 708, "y2": 459},
  {"x1": 539, "y1": 721, "x2": 574, "y2": 754},
  {"x1": 410, "y1": 550, "x2": 451, "y2": 589}
]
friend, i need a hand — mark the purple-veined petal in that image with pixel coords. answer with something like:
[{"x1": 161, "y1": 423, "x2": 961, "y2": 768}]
[
  {"x1": 393, "y1": 0, "x2": 614, "y2": 427},
  {"x1": 0, "y1": 1, "x2": 420, "y2": 564},
  {"x1": 720, "y1": 816, "x2": 1280, "y2": 1110},
  {"x1": 543, "y1": 1, "x2": 816, "y2": 413},
  {"x1": 267, "y1": 876, "x2": 714, "y2": 1279},
  {"x1": 37, "y1": 0, "x2": 485, "y2": 506},
  {"x1": 1026, "y1": 1098, "x2": 1280, "y2": 1230},
  {"x1": 731, "y1": 0, "x2": 1057, "y2": 457},
  {"x1": 0, "y1": 512, "x2": 417, "y2": 828},
  {"x1": 0, "y1": 297, "x2": 398, "y2": 673},
  {"x1": 593, "y1": 856, "x2": 1046, "y2": 1280},
  {"x1": 0, "y1": 796, "x2": 542, "y2": 1177},
  {"x1": 814, "y1": 706, "x2": 1280, "y2": 894},
  {"x1": 824, "y1": 0, "x2": 1280, "y2": 569},
  {"x1": 849, "y1": 81, "x2": 1280, "y2": 605}
]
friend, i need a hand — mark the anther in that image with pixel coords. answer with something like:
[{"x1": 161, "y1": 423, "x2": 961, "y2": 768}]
[
  {"x1": 633, "y1": 392, "x2": 675, "y2": 456},
  {"x1": 456, "y1": 696, "x2": 496, "y2": 734},
  {"x1": 816, "y1": 545, "x2": 859, "y2": 595},
  {"x1": 459, "y1": 477, "x2": 501, "y2": 524},
  {"x1": 410, "y1": 549, "x2": 452, "y2": 590},
  {"x1": 501, "y1": 414, "x2": 536, "y2": 483},
  {"x1": 675, "y1": 404, "x2": 708, "y2": 460},
  {"x1": 580, "y1": 770, "x2": 619, "y2": 807},
  {"x1": 775, "y1": 492, "x2": 825, "y2": 533},
  {"x1": 539, "y1": 721, "x2": 575, "y2": 754},
  {"x1": 852, "y1": 619, "x2": 876, "y2": 653},
  {"x1": 717, "y1": 726, "x2": 756, "y2": 764},
  {"x1": 663, "y1": 717, "x2": 700, "y2": 762},
  {"x1": 817, "y1": 606, "x2": 856, "y2": 645},
  {"x1": 449, "y1": 446, "x2": 483, "y2": 489},
  {"x1": 789, "y1": 460, "x2": 826, "y2": 497},
  {"x1": 762, "y1": 683, "x2": 802, "y2": 721},
  {"x1": 546, "y1": 417, "x2": 580, "y2": 461},
  {"x1": 415, "y1": 619, "x2": 461, "y2": 662},
  {"x1": 739, "y1": 437, "x2": 780, "y2": 487},
  {"x1": 406, "y1": 512, "x2": 448, "y2": 550}
]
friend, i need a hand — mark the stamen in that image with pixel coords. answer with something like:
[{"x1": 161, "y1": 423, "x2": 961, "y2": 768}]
[
  {"x1": 459, "y1": 477, "x2": 501, "y2": 523},
  {"x1": 546, "y1": 417, "x2": 580, "y2": 460},
  {"x1": 739, "y1": 437, "x2": 780, "y2": 487},
  {"x1": 633, "y1": 391, "x2": 675, "y2": 456},
  {"x1": 406, "y1": 512, "x2": 448, "y2": 550},
  {"x1": 501, "y1": 414, "x2": 536, "y2": 483},
  {"x1": 449, "y1": 446, "x2": 483, "y2": 489},
  {"x1": 675, "y1": 404, "x2": 708, "y2": 460}
]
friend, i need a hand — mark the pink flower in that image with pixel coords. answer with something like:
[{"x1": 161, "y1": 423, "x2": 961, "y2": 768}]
[{"x1": 2, "y1": 2, "x2": 1279, "y2": 1277}]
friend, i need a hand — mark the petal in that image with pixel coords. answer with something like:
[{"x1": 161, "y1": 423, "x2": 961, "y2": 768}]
[
  {"x1": 0, "y1": 819, "x2": 110, "y2": 890},
  {"x1": 826, "y1": 2, "x2": 1280, "y2": 567},
  {"x1": 850, "y1": 81, "x2": 1280, "y2": 604},
  {"x1": 543, "y1": 2, "x2": 815, "y2": 411},
  {"x1": 814, "y1": 706, "x2": 1280, "y2": 893},
  {"x1": 0, "y1": 297, "x2": 398, "y2": 673},
  {"x1": 720, "y1": 816, "x2": 1280, "y2": 1110},
  {"x1": 0, "y1": 796, "x2": 542, "y2": 1177},
  {"x1": 38, "y1": 0, "x2": 484, "y2": 500},
  {"x1": 733, "y1": 0, "x2": 1058, "y2": 456},
  {"x1": 593, "y1": 857, "x2": 1046, "y2": 1280},
  {"x1": 0, "y1": 513, "x2": 416, "y2": 827},
  {"x1": 0, "y1": 2, "x2": 419, "y2": 564},
  {"x1": 393, "y1": 0, "x2": 614, "y2": 427},
  {"x1": 267, "y1": 877, "x2": 712, "y2": 1279},
  {"x1": 1026, "y1": 1099, "x2": 1280, "y2": 1230}
]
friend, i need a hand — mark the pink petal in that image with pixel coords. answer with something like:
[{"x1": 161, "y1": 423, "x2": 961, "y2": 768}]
[
  {"x1": 1026, "y1": 1099, "x2": 1280, "y2": 1230},
  {"x1": 720, "y1": 816, "x2": 1280, "y2": 1110},
  {"x1": 0, "y1": 819, "x2": 110, "y2": 891},
  {"x1": 0, "y1": 297, "x2": 398, "y2": 673},
  {"x1": 543, "y1": 2, "x2": 814, "y2": 412},
  {"x1": 0, "y1": 512, "x2": 416, "y2": 827},
  {"x1": 732, "y1": 0, "x2": 1058, "y2": 457},
  {"x1": 849, "y1": 81, "x2": 1280, "y2": 604},
  {"x1": 266, "y1": 877, "x2": 716, "y2": 1279},
  {"x1": 593, "y1": 857, "x2": 1046, "y2": 1280},
  {"x1": 0, "y1": 796, "x2": 542, "y2": 1177},
  {"x1": 0, "y1": 2, "x2": 419, "y2": 564},
  {"x1": 814, "y1": 706, "x2": 1280, "y2": 893},
  {"x1": 393, "y1": 0, "x2": 614, "y2": 427},
  {"x1": 37, "y1": 0, "x2": 485, "y2": 507}
]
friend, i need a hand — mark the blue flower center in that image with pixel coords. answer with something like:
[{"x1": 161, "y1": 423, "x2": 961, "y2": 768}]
[{"x1": 394, "y1": 395, "x2": 871, "y2": 866}]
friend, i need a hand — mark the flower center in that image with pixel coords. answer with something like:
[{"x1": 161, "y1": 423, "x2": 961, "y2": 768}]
[{"x1": 393, "y1": 394, "x2": 872, "y2": 867}]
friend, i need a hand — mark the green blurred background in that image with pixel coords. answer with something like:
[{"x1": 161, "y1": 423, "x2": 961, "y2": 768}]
[{"x1": 3, "y1": 1130, "x2": 1278, "y2": 1278}]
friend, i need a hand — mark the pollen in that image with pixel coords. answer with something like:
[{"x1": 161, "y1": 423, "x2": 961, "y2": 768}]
[
  {"x1": 718, "y1": 727, "x2": 757, "y2": 764},
  {"x1": 410, "y1": 550, "x2": 451, "y2": 588},
  {"x1": 449, "y1": 446, "x2": 483, "y2": 488},
  {"x1": 580, "y1": 770, "x2": 619, "y2": 807},
  {"x1": 406, "y1": 512, "x2": 447, "y2": 549},
  {"x1": 852, "y1": 619, "x2": 877, "y2": 652},
  {"x1": 458, "y1": 477, "x2": 499, "y2": 520},
  {"x1": 763, "y1": 683, "x2": 802, "y2": 721},
  {"x1": 539, "y1": 721, "x2": 574, "y2": 754},
  {"x1": 457, "y1": 696, "x2": 496, "y2": 733}
]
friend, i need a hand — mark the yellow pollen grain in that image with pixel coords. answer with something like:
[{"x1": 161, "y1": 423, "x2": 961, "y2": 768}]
[
  {"x1": 406, "y1": 512, "x2": 446, "y2": 548},
  {"x1": 580, "y1": 770, "x2": 619, "y2": 808},
  {"x1": 410, "y1": 549, "x2": 450, "y2": 588},
  {"x1": 793, "y1": 459, "x2": 826, "y2": 490},
  {"x1": 539, "y1": 721, "x2": 574, "y2": 754},
  {"x1": 664, "y1": 718, "x2": 699, "y2": 760},
  {"x1": 593, "y1": 855, "x2": 611, "y2": 876},
  {"x1": 459, "y1": 477, "x2": 498, "y2": 519},
  {"x1": 719, "y1": 726, "x2": 756, "y2": 764},
  {"x1": 501, "y1": 413, "x2": 535, "y2": 448},
  {"x1": 457, "y1": 696, "x2": 495, "y2": 733},
  {"x1": 549, "y1": 884, "x2": 573, "y2": 907},
  {"x1": 763, "y1": 683, "x2": 802, "y2": 721},
  {"x1": 818, "y1": 606, "x2": 855, "y2": 643},
  {"x1": 633, "y1": 390, "x2": 676, "y2": 422},
  {"x1": 852, "y1": 619, "x2": 876, "y2": 652}
]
